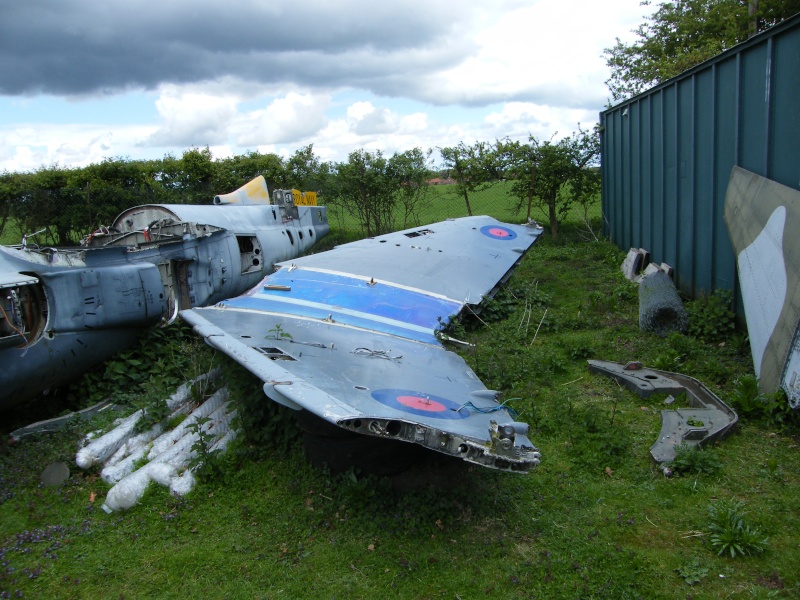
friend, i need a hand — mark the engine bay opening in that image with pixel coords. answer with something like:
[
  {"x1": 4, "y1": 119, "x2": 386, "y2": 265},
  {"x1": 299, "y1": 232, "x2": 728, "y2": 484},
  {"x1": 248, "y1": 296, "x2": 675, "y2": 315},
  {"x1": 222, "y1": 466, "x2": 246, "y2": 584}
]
[{"x1": 0, "y1": 278, "x2": 48, "y2": 349}]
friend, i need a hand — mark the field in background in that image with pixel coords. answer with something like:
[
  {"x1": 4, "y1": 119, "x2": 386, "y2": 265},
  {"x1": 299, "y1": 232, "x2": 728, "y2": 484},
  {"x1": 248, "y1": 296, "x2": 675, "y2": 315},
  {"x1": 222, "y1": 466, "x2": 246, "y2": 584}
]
[{"x1": 318, "y1": 181, "x2": 602, "y2": 237}]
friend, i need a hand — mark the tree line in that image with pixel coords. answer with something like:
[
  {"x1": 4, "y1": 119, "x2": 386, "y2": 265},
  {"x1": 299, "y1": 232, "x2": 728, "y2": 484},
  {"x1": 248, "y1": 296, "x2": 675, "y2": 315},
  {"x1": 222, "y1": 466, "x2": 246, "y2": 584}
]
[{"x1": 0, "y1": 130, "x2": 600, "y2": 245}]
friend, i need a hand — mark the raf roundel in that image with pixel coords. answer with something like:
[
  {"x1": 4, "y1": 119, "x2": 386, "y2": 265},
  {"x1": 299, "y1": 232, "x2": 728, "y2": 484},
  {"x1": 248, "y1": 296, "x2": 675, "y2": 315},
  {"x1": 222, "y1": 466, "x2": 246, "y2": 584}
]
[
  {"x1": 371, "y1": 389, "x2": 470, "y2": 420},
  {"x1": 480, "y1": 225, "x2": 517, "y2": 240}
]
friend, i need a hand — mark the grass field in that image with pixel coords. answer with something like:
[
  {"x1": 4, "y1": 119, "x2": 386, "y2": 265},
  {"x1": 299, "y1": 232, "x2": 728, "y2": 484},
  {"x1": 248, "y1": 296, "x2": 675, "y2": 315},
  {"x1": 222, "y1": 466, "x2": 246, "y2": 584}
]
[
  {"x1": 326, "y1": 181, "x2": 601, "y2": 236},
  {"x1": 1, "y1": 217, "x2": 797, "y2": 599}
]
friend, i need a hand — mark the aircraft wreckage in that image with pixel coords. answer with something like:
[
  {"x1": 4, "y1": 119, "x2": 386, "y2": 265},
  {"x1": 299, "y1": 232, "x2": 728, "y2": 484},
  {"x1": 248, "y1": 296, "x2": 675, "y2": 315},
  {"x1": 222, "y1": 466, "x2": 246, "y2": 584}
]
[
  {"x1": 182, "y1": 217, "x2": 545, "y2": 472},
  {"x1": 724, "y1": 166, "x2": 800, "y2": 408},
  {"x1": 0, "y1": 177, "x2": 329, "y2": 410}
]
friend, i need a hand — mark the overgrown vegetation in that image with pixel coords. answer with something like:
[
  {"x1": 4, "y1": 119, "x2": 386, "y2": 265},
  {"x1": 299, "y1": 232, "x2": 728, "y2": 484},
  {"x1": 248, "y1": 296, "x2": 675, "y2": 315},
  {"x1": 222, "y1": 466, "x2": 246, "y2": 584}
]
[
  {"x1": 686, "y1": 289, "x2": 737, "y2": 342},
  {"x1": 668, "y1": 443, "x2": 723, "y2": 476},
  {"x1": 1, "y1": 221, "x2": 798, "y2": 598}
]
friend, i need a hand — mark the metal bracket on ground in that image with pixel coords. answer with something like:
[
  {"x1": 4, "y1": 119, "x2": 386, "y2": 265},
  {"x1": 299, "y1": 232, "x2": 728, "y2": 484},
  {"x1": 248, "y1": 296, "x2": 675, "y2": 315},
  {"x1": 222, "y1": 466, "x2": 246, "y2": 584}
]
[{"x1": 587, "y1": 360, "x2": 738, "y2": 463}]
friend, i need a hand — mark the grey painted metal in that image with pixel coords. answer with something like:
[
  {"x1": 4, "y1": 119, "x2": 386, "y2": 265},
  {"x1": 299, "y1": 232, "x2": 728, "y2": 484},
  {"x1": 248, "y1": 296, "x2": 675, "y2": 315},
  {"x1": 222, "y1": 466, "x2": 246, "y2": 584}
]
[
  {"x1": 724, "y1": 167, "x2": 800, "y2": 404},
  {"x1": 600, "y1": 14, "x2": 800, "y2": 306},
  {"x1": 588, "y1": 360, "x2": 738, "y2": 463},
  {"x1": 0, "y1": 177, "x2": 329, "y2": 410}
]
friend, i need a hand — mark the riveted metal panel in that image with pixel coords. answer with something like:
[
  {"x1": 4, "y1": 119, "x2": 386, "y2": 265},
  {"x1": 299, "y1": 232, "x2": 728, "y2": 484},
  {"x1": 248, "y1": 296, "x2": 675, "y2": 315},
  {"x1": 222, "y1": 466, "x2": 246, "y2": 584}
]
[{"x1": 601, "y1": 14, "x2": 800, "y2": 309}]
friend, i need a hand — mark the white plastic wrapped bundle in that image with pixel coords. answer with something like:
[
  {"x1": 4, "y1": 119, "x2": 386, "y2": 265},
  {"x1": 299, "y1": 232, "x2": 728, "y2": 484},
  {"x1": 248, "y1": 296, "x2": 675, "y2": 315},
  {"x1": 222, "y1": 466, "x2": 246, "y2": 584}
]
[
  {"x1": 77, "y1": 369, "x2": 221, "y2": 471},
  {"x1": 100, "y1": 397, "x2": 238, "y2": 511},
  {"x1": 76, "y1": 411, "x2": 142, "y2": 469},
  {"x1": 101, "y1": 445, "x2": 149, "y2": 484},
  {"x1": 164, "y1": 368, "x2": 221, "y2": 412},
  {"x1": 147, "y1": 387, "x2": 229, "y2": 460},
  {"x1": 170, "y1": 470, "x2": 196, "y2": 497}
]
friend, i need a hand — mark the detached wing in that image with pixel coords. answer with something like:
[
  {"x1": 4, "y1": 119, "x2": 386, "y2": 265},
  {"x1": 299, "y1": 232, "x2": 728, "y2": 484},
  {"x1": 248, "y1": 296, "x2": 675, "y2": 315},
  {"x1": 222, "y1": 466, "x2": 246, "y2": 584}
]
[
  {"x1": 181, "y1": 216, "x2": 544, "y2": 471},
  {"x1": 724, "y1": 167, "x2": 800, "y2": 407}
]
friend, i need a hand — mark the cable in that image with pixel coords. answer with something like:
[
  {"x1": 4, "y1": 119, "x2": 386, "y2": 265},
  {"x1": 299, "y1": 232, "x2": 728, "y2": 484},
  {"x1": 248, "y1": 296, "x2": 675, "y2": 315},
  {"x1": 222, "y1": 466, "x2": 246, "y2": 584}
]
[
  {"x1": 455, "y1": 399, "x2": 519, "y2": 419},
  {"x1": 0, "y1": 302, "x2": 29, "y2": 355},
  {"x1": 353, "y1": 347, "x2": 403, "y2": 360}
]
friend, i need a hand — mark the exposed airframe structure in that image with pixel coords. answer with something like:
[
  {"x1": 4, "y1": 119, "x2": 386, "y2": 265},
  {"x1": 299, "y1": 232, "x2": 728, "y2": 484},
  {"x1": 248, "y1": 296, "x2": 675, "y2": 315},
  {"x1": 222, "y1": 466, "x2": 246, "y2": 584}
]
[
  {"x1": 724, "y1": 167, "x2": 800, "y2": 407},
  {"x1": 0, "y1": 177, "x2": 329, "y2": 410},
  {"x1": 182, "y1": 217, "x2": 544, "y2": 472}
]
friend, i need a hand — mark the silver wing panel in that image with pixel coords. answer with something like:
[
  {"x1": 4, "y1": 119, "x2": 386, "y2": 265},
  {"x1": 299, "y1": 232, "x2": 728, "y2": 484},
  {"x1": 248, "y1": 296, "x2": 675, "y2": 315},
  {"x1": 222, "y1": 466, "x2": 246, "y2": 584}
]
[{"x1": 182, "y1": 216, "x2": 544, "y2": 471}]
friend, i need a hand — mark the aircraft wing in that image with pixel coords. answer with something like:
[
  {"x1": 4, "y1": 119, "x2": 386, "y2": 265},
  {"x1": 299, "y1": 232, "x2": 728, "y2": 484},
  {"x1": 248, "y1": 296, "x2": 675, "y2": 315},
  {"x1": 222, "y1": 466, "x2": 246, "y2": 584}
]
[
  {"x1": 181, "y1": 216, "x2": 544, "y2": 471},
  {"x1": 724, "y1": 166, "x2": 800, "y2": 407}
]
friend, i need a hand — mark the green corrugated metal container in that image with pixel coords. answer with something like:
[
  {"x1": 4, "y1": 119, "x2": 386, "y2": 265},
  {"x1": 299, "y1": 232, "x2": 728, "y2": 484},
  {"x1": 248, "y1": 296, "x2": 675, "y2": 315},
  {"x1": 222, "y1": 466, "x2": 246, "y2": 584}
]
[{"x1": 600, "y1": 13, "x2": 800, "y2": 305}]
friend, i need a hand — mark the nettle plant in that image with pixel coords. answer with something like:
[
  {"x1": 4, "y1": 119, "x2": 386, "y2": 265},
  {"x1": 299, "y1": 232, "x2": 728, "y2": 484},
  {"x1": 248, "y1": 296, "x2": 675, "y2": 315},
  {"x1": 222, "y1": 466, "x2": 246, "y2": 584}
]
[{"x1": 686, "y1": 289, "x2": 736, "y2": 342}]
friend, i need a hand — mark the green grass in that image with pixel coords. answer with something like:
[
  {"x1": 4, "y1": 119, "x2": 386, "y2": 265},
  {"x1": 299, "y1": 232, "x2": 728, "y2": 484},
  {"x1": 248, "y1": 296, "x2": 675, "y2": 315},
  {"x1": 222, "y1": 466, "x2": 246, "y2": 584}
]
[
  {"x1": 1, "y1": 223, "x2": 798, "y2": 599},
  {"x1": 327, "y1": 181, "x2": 602, "y2": 236},
  {"x1": 0, "y1": 220, "x2": 24, "y2": 246}
]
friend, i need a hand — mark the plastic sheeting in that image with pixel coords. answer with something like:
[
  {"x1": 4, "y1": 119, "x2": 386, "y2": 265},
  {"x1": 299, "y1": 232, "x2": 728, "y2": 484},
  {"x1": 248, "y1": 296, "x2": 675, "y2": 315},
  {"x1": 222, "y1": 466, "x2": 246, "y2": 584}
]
[{"x1": 73, "y1": 369, "x2": 241, "y2": 512}]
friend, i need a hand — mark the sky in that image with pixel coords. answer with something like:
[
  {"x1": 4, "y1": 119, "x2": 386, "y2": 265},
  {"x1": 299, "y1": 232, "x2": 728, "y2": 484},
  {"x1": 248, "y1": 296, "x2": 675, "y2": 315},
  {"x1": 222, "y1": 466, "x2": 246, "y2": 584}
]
[{"x1": 0, "y1": 0, "x2": 647, "y2": 173}]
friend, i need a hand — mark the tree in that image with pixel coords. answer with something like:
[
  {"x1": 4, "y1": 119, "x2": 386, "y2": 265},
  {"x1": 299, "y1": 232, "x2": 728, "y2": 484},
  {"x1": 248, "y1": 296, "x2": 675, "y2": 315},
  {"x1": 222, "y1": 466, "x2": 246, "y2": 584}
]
[
  {"x1": 284, "y1": 145, "x2": 331, "y2": 193},
  {"x1": 13, "y1": 166, "x2": 78, "y2": 245},
  {"x1": 330, "y1": 149, "x2": 393, "y2": 237},
  {"x1": 385, "y1": 148, "x2": 433, "y2": 228},
  {"x1": 439, "y1": 142, "x2": 499, "y2": 216},
  {"x1": 216, "y1": 151, "x2": 285, "y2": 195},
  {"x1": 604, "y1": 0, "x2": 800, "y2": 100},
  {"x1": 67, "y1": 158, "x2": 160, "y2": 230},
  {"x1": 0, "y1": 171, "x2": 24, "y2": 239},
  {"x1": 497, "y1": 128, "x2": 600, "y2": 239},
  {"x1": 329, "y1": 148, "x2": 433, "y2": 236}
]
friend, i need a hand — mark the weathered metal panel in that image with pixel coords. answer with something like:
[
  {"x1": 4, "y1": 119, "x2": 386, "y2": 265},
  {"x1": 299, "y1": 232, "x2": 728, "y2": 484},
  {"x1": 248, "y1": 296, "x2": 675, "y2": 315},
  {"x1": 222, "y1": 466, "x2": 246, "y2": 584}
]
[
  {"x1": 771, "y1": 26, "x2": 800, "y2": 187},
  {"x1": 601, "y1": 14, "x2": 800, "y2": 306}
]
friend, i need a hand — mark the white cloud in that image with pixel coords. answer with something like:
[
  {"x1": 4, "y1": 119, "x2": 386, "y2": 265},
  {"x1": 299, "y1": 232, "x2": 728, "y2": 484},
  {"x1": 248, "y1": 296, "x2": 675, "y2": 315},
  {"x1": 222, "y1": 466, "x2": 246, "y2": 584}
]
[
  {"x1": 483, "y1": 102, "x2": 596, "y2": 141},
  {"x1": 0, "y1": 0, "x2": 649, "y2": 172},
  {"x1": 0, "y1": 123, "x2": 157, "y2": 172},
  {"x1": 418, "y1": 0, "x2": 643, "y2": 107},
  {"x1": 234, "y1": 92, "x2": 330, "y2": 145},
  {"x1": 147, "y1": 85, "x2": 240, "y2": 146}
]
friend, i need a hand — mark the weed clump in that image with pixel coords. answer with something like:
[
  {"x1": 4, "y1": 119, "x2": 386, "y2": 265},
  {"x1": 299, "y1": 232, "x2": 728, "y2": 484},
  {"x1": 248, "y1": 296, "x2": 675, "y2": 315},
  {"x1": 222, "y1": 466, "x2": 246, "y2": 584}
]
[
  {"x1": 686, "y1": 289, "x2": 736, "y2": 342},
  {"x1": 675, "y1": 557, "x2": 709, "y2": 585},
  {"x1": 668, "y1": 443, "x2": 722, "y2": 477},
  {"x1": 706, "y1": 499, "x2": 768, "y2": 558}
]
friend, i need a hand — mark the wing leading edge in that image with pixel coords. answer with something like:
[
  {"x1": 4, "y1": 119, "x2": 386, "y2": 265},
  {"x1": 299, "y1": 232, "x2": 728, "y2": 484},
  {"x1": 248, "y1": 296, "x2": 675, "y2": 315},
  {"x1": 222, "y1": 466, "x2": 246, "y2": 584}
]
[{"x1": 181, "y1": 216, "x2": 544, "y2": 471}]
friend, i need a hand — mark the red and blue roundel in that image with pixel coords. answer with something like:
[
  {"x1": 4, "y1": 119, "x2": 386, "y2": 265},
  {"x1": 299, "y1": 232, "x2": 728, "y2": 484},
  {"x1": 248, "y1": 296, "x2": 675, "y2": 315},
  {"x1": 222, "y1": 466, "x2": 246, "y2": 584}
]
[
  {"x1": 480, "y1": 225, "x2": 517, "y2": 240},
  {"x1": 371, "y1": 389, "x2": 469, "y2": 419}
]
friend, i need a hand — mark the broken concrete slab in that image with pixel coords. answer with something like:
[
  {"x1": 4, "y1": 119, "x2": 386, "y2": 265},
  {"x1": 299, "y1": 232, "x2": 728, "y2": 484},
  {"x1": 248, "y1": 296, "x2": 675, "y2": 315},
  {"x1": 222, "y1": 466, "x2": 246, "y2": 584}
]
[{"x1": 621, "y1": 248, "x2": 650, "y2": 281}]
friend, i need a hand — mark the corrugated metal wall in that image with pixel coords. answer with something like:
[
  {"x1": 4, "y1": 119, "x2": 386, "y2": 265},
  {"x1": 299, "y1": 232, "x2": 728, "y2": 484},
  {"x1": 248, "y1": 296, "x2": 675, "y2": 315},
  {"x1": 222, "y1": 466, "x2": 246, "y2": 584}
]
[{"x1": 600, "y1": 13, "x2": 800, "y2": 304}]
